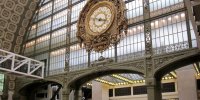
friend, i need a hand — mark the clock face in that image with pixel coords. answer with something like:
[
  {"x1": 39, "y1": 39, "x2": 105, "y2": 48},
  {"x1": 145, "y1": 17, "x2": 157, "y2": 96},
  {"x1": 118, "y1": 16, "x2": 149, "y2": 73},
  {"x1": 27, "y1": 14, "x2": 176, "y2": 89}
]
[
  {"x1": 85, "y1": 2, "x2": 115, "y2": 36},
  {"x1": 89, "y1": 6, "x2": 112, "y2": 33},
  {"x1": 77, "y1": 0, "x2": 127, "y2": 52}
]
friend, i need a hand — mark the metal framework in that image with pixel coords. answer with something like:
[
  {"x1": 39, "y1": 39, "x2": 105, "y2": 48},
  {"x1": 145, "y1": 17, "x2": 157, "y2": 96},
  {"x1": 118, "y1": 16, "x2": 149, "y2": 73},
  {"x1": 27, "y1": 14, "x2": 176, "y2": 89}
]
[
  {"x1": 0, "y1": 49, "x2": 44, "y2": 79},
  {"x1": 17, "y1": 0, "x2": 200, "y2": 100}
]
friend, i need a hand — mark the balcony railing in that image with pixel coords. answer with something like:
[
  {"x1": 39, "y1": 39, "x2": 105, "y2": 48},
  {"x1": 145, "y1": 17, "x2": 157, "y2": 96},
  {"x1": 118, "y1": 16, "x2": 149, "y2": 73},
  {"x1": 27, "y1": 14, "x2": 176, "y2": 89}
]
[{"x1": 0, "y1": 49, "x2": 44, "y2": 79}]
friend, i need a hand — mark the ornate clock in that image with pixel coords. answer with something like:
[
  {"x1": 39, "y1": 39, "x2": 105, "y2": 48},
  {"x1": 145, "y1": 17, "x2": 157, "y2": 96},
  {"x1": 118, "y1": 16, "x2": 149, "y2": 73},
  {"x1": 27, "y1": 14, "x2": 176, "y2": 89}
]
[{"x1": 77, "y1": 0, "x2": 127, "y2": 52}]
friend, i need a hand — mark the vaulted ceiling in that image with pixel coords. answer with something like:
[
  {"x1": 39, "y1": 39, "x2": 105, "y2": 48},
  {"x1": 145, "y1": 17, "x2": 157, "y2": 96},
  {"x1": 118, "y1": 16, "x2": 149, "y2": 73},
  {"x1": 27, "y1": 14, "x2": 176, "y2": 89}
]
[
  {"x1": 0, "y1": 0, "x2": 39, "y2": 54},
  {"x1": 85, "y1": 72, "x2": 177, "y2": 86},
  {"x1": 92, "y1": 62, "x2": 200, "y2": 86}
]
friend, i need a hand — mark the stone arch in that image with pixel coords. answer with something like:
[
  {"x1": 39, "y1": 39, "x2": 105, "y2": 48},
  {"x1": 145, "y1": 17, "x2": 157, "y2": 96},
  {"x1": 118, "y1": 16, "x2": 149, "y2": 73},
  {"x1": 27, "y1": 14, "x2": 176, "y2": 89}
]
[
  {"x1": 19, "y1": 80, "x2": 62, "y2": 97},
  {"x1": 45, "y1": 76, "x2": 64, "y2": 86},
  {"x1": 67, "y1": 69, "x2": 144, "y2": 90},
  {"x1": 154, "y1": 50, "x2": 200, "y2": 80}
]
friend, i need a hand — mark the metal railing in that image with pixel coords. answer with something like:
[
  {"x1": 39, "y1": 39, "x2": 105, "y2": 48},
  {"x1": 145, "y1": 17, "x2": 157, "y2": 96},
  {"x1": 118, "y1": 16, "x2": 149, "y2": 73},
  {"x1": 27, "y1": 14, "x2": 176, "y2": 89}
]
[{"x1": 0, "y1": 49, "x2": 44, "y2": 79}]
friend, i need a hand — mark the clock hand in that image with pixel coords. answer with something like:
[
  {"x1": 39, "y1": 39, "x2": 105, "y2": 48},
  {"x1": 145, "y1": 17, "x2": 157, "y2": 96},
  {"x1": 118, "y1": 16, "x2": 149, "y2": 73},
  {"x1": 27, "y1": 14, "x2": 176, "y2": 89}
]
[
  {"x1": 93, "y1": 18, "x2": 107, "y2": 21},
  {"x1": 99, "y1": 18, "x2": 107, "y2": 21}
]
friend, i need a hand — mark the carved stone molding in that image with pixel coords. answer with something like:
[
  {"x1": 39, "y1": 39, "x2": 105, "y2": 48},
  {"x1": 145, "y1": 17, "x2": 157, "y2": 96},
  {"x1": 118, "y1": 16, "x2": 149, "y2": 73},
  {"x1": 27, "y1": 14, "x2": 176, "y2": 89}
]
[
  {"x1": 16, "y1": 36, "x2": 23, "y2": 45},
  {"x1": 1, "y1": 8, "x2": 11, "y2": 19},
  {"x1": 14, "y1": 4, "x2": 24, "y2": 15},
  {"x1": 133, "y1": 61, "x2": 145, "y2": 70},
  {"x1": 45, "y1": 74, "x2": 67, "y2": 85},
  {"x1": 39, "y1": 49, "x2": 200, "y2": 99},
  {"x1": 91, "y1": 56, "x2": 113, "y2": 67},
  {"x1": 25, "y1": 10, "x2": 33, "y2": 19},
  {"x1": 19, "y1": 27, "x2": 25, "y2": 36},
  {"x1": 154, "y1": 53, "x2": 185, "y2": 69},
  {"x1": 143, "y1": 0, "x2": 153, "y2": 77},
  {"x1": 14, "y1": 45, "x2": 21, "y2": 53},
  {"x1": 9, "y1": 75, "x2": 16, "y2": 81},
  {"x1": 10, "y1": 13, "x2": 20, "y2": 23},
  {"x1": 153, "y1": 49, "x2": 199, "y2": 70},
  {"x1": 0, "y1": 0, "x2": 5, "y2": 5},
  {"x1": 145, "y1": 78, "x2": 156, "y2": 86},
  {"x1": 0, "y1": 39, "x2": 2, "y2": 48},
  {"x1": 66, "y1": 59, "x2": 145, "y2": 88},
  {"x1": 2, "y1": 41, "x2": 12, "y2": 51},
  {"x1": 22, "y1": 19, "x2": 29, "y2": 27},
  {"x1": 0, "y1": 18, "x2": 8, "y2": 29},
  {"x1": 0, "y1": 0, "x2": 40, "y2": 99},
  {"x1": 8, "y1": 81, "x2": 15, "y2": 90},
  {"x1": 18, "y1": 0, "x2": 28, "y2": 6},
  {"x1": 7, "y1": 23, "x2": 17, "y2": 32},
  {"x1": 4, "y1": 32, "x2": 14, "y2": 42},
  {"x1": 0, "y1": 29, "x2": 5, "y2": 38},
  {"x1": 4, "y1": 0, "x2": 15, "y2": 10},
  {"x1": 0, "y1": 0, "x2": 37, "y2": 53},
  {"x1": 29, "y1": 2, "x2": 37, "y2": 11}
]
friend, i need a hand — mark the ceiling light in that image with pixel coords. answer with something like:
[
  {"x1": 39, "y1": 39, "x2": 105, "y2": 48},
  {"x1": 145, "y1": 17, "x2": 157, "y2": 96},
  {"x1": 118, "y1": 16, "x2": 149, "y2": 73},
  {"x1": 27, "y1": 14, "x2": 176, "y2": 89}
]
[
  {"x1": 181, "y1": 13, "x2": 185, "y2": 18},
  {"x1": 168, "y1": 17, "x2": 172, "y2": 21},
  {"x1": 175, "y1": 15, "x2": 179, "y2": 19},
  {"x1": 133, "y1": 28, "x2": 136, "y2": 32},
  {"x1": 162, "y1": 19, "x2": 166, "y2": 23},
  {"x1": 151, "y1": 22, "x2": 154, "y2": 26},
  {"x1": 155, "y1": 21, "x2": 159, "y2": 25}
]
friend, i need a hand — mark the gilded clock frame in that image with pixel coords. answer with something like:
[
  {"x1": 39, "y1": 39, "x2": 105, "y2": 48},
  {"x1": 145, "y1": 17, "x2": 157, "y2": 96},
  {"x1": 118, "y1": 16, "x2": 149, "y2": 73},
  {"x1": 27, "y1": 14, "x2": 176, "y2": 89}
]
[
  {"x1": 85, "y1": 1, "x2": 115, "y2": 36},
  {"x1": 77, "y1": 0, "x2": 128, "y2": 52}
]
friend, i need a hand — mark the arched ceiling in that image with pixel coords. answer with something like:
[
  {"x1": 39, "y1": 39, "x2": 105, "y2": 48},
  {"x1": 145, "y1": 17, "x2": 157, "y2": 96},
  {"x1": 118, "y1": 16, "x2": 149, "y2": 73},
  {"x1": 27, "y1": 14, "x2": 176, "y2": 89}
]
[
  {"x1": 0, "y1": 0, "x2": 39, "y2": 54},
  {"x1": 87, "y1": 73, "x2": 175, "y2": 86}
]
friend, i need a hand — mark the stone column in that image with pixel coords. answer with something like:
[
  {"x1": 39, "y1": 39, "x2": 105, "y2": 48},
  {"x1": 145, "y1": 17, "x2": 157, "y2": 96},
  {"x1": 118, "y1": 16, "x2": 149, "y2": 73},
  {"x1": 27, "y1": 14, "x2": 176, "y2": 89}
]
[
  {"x1": 0, "y1": 91, "x2": 2, "y2": 100},
  {"x1": 59, "y1": 88, "x2": 62, "y2": 100},
  {"x1": 62, "y1": 88, "x2": 70, "y2": 100},
  {"x1": 69, "y1": 90, "x2": 74, "y2": 100},
  {"x1": 92, "y1": 81, "x2": 109, "y2": 100},
  {"x1": 176, "y1": 65, "x2": 198, "y2": 100},
  {"x1": 8, "y1": 75, "x2": 15, "y2": 100},
  {"x1": 74, "y1": 89, "x2": 82, "y2": 100},
  {"x1": 146, "y1": 78, "x2": 162, "y2": 100},
  {"x1": 8, "y1": 91, "x2": 14, "y2": 100},
  {"x1": 47, "y1": 84, "x2": 52, "y2": 99}
]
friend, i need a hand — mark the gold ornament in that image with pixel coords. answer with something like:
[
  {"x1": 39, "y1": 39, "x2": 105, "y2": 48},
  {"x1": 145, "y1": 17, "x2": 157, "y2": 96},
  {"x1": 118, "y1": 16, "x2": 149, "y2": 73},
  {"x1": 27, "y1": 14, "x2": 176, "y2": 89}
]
[{"x1": 77, "y1": 0, "x2": 128, "y2": 52}]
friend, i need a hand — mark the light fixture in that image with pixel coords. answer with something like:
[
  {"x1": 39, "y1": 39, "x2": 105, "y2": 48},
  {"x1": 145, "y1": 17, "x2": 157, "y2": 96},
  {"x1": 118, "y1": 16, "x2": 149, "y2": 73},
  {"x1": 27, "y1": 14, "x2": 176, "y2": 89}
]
[
  {"x1": 175, "y1": 15, "x2": 179, "y2": 19},
  {"x1": 162, "y1": 19, "x2": 166, "y2": 23},
  {"x1": 168, "y1": 17, "x2": 172, "y2": 21},
  {"x1": 155, "y1": 21, "x2": 159, "y2": 25},
  {"x1": 151, "y1": 22, "x2": 154, "y2": 26},
  {"x1": 133, "y1": 28, "x2": 136, "y2": 32},
  {"x1": 181, "y1": 13, "x2": 185, "y2": 18},
  {"x1": 112, "y1": 74, "x2": 134, "y2": 84},
  {"x1": 87, "y1": 83, "x2": 92, "y2": 86},
  {"x1": 138, "y1": 26, "x2": 141, "y2": 30}
]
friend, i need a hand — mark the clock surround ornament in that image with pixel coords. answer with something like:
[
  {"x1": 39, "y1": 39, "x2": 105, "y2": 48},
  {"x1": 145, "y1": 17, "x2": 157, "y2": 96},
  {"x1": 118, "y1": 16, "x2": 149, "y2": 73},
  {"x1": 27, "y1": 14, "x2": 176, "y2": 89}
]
[{"x1": 77, "y1": 0, "x2": 128, "y2": 52}]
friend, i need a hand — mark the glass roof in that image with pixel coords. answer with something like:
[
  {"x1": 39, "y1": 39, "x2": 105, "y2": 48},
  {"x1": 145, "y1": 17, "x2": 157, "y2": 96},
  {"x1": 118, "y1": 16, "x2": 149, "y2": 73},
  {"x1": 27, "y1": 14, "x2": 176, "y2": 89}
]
[{"x1": 87, "y1": 72, "x2": 177, "y2": 86}]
